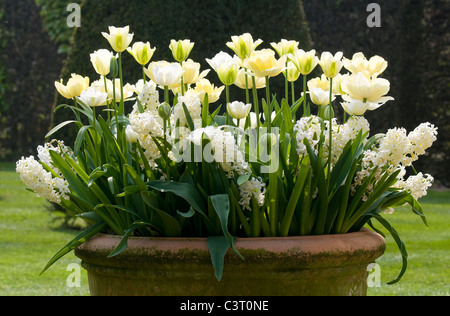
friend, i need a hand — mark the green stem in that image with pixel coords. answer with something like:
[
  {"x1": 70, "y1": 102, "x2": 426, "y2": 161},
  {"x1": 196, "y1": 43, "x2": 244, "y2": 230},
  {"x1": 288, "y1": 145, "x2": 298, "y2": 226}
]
[
  {"x1": 142, "y1": 66, "x2": 146, "y2": 84},
  {"x1": 103, "y1": 75, "x2": 111, "y2": 124},
  {"x1": 285, "y1": 62, "x2": 289, "y2": 104},
  {"x1": 111, "y1": 77, "x2": 119, "y2": 136},
  {"x1": 265, "y1": 76, "x2": 271, "y2": 134},
  {"x1": 164, "y1": 86, "x2": 169, "y2": 104},
  {"x1": 244, "y1": 68, "x2": 250, "y2": 105},
  {"x1": 226, "y1": 85, "x2": 230, "y2": 125},
  {"x1": 118, "y1": 52, "x2": 124, "y2": 116},
  {"x1": 291, "y1": 81, "x2": 295, "y2": 105},
  {"x1": 303, "y1": 75, "x2": 307, "y2": 117},
  {"x1": 180, "y1": 61, "x2": 185, "y2": 96},
  {"x1": 327, "y1": 78, "x2": 333, "y2": 183},
  {"x1": 251, "y1": 76, "x2": 260, "y2": 139}
]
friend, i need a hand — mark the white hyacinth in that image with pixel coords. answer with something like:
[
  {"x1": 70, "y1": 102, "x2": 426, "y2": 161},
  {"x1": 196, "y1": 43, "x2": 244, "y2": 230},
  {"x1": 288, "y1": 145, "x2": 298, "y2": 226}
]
[
  {"x1": 239, "y1": 177, "x2": 266, "y2": 211},
  {"x1": 172, "y1": 90, "x2": 202, "y2": 129},
  {"x1": 134, "y1": 79, "x2": 160, "y2": 112},
  {"x1": 129, "y1": 109, "x2": 166, "y2": 168},
  {"x1": 293, "y1": 115, "x2": 322, "y2": 156},
  {"x1": 16, "y1": 156, "x2": 69, "y2": 204},
  {"x1": 402, "y1": 173, "x2": 434, "y2": 200}
]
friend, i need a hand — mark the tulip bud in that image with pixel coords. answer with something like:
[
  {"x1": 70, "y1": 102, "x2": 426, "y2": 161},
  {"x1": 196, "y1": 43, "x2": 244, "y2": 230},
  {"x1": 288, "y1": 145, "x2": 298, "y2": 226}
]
[
  {"x1": 319, "y1": 51, "x2": 344, "y2": 79},
  {"x1": 90, "y1": 49, "x2": 115, "y2": 76},
  {"x1": 125, "y1": 125, "x2": 138, "y2": 143},
  {"x1": 109, "y1": 57, "x2": 119, "y2": 78},
  {"x1": 170, "y1": 39, "x2": 195, "y2": 63},
  {"x1": 323, "y1": 105, "x2": 335, "y2": 120},
  {"x1": 206, "y1": 52, "x2": 239, "y2": 86},
  {"x1": 288, "y1": 49, "x2": 319, "y2": 76},
  {"x1": 158, "y1": 102, "x2": 172, "y2": 120},
  {"x1": 127, "y1": 41, "x2": 156, "y2": 66},
  {"x1": 270, "y1": 39, "x2": 299, "y2": 58}
]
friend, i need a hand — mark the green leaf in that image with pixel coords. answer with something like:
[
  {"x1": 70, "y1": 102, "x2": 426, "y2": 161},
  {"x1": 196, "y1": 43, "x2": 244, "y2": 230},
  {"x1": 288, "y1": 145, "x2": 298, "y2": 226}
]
[
  {"x1": 73, "y1": 125, "x2": 91, "y2": 157},
  {"x1": 280, "y1": 99, "x2": 294, "y2": 131},
  {"x1": 281, "y1": 155, "x2": 310, "y2": 237},
  {"x1": 147, "y1": 181, "x2": 207, "y2": 215},
  {"x1": 108, "y1": 223, "x2": 140, "y2": 258},
  {"x1": 182, "y1": 102, "x2": 195, "y2": 131},
  {"x1": 371, "y1": 214, "x2": 408, "y2": 285},
  {"x1": 177, "y1": 208, "x2": 195, "y2": 218},
  {"x1": 40, "y1": 221, "x2": 107, "y2": 275},
  {"x1": 209, "y1": 195, "x2": 232, "y2": 245},
  {"x1": 45, "y1": 120, "x2": 77, "y2": 138},
  {"x1": 207, "y1": 236, "x2": 235, "y2": 281},
  {"x1": 151, "y1": 208, "x2": 182, "y2": 237},
  {"x1": 305, "y1": 140, "x2": 328, "y2": 235},
  {"x1": 202, "y1": 92, "x2": 210, "y2": 127},
  {"x1": 237, "y1": 174, "x2": 251, "y2": 186}
]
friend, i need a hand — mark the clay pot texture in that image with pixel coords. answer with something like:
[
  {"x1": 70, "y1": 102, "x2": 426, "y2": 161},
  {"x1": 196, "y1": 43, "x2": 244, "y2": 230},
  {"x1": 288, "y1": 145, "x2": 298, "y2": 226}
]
[{"x1": 74, "y1": 229, "x2": 385, "y2": 296}]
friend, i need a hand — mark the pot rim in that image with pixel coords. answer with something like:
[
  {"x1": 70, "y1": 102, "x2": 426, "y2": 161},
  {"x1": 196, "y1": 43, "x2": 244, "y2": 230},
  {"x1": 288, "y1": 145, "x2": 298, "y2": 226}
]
[{"x1": 75, "y1": 228, "x2": 386, "y2": 269}]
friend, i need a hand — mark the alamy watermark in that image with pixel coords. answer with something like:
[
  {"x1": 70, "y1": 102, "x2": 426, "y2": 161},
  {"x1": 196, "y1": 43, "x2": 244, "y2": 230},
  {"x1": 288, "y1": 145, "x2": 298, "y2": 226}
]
[
  {"x1": 66, "y1": 3, "x2": 81, "y2": 28},
  {"x1": 367, "y1": 3, "x2": 381, "y2": 28},
  {"x1": 367, "y1": 263, "x2": 382, "y2": 288},
  {"x1": 66, "y1": 263, "x2": 81, "y2": 288}
]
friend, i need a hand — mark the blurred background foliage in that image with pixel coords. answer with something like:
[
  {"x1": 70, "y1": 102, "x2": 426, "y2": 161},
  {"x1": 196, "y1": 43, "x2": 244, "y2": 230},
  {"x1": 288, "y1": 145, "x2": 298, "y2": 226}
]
[{"x1": 0, "y1": 0, "x2": 449, "y2": 186}]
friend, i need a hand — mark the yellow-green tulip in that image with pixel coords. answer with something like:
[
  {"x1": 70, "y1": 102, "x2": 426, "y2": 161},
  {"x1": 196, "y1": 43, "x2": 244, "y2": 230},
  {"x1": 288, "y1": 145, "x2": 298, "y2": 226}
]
[
  {"x1": 127, "y1": 41, "x2": 156, "y2": 66},
  {"x1": 194, "y1": 79, "x2": 225, "y2": 104},
  {"x1": 182, "y1": 59, "x2": 210, "y2": 85},
  {"x1": 244, "y1": 49, "x2": 287, "y2": 78},
  {"x1": 226, "y1": 33, "x2": 263, "y2": 60},
  {"x1": 234, "y1": 69, "x2": 266, "y2": 90},
  {"x1": 288, "y1": 49, "x2": 319, "y2": 75},
  {"x1": 319, "y1": 51, "x2": 343, "y2": 79},
  {"x1": 206, "y1": 52, "x2": 239, "y2": 86},
  {"x1": 102, "y1": 26, "x2": 134, "y2": 53},
  {"x1": 169, "y1": 39, "x2": 195, "y2": 63},
  {"x1": 270, "y1": 39, "x2": 299, "y2": 57},
  {"x1": 55, "y1": 74, "x2": 90, "y2": 99}
]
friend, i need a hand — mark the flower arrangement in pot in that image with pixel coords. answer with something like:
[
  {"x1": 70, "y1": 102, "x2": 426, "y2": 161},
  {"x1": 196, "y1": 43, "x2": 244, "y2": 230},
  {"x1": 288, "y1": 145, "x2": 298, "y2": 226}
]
[{"x1": 16, "y1": 26, "x2": 438, "y2": 296}]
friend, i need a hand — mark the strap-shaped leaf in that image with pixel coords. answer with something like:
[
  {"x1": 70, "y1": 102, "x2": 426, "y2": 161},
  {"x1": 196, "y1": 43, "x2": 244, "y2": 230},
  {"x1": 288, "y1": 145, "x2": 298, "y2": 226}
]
[
  {"x1": 40, "y1": 221, "x2": 107, "y2": 275},
  {"x1": 45, "y1": 120, "x2": 77, "y2": 138},
  {"x1": 371, "y1": 214, "x2": 408, "y2": 285},
  {"x1": 147, "y1": 180, "x2": 207, "y2": 215},
  {"x1": 207, "y1": 236, "x2": 235, "y2": 282},
  {"x1": 281, "y1": 156, "x2": 310, "y2": 237}
]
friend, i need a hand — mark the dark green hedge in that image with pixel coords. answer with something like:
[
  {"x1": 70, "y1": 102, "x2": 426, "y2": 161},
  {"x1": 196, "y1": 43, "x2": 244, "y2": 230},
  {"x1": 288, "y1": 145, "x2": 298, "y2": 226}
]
[
  {"x1": 0, "y1": 0, "x2": 63, "y2": 160},
  {"x1": 52, "y1": 0, "x2": 312, "y2": 140},
  {"x1": 303, "y1": 0, "x2": 450, "y2": 186}
]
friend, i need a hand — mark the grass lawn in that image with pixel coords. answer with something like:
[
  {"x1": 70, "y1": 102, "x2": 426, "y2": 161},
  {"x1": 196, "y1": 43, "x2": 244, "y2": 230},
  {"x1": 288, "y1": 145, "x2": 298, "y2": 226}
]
[
  {"x1": 0, "y1": 162, "x2": 448, "y2": 296},
  {"x1": 367, "y1": 189, "x2": 450, "y2": 296},
  {"x1": 0, "y1": 163, "x2": 89, "y2": 296}
]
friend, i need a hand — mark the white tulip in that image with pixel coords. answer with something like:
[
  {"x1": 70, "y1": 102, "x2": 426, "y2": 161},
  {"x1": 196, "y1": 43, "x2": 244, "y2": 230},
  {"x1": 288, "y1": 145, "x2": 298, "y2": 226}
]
[
  {"x1": 341, "y1": 73, "x2": 394, "y2": 104},
  {"x1": 227, "y1": 101, "x2": 252, "y2": 120},
  {"x1": 309, "y1": 88, "x2": 334, "y2": 106},
  {"x1": 78, "y1": 88, "x2": 108, "y2": 107},
  {"x1": 90, "y1": 49, "x2": 115, "y2": 76}
]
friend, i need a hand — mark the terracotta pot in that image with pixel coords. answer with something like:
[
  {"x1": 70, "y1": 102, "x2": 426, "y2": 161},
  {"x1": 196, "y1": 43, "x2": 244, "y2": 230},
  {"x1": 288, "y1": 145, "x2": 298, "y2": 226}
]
[{"x1": 74, "y1": 229, "x2": 385, "y2": 296}]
